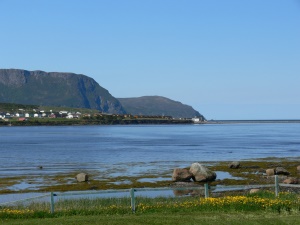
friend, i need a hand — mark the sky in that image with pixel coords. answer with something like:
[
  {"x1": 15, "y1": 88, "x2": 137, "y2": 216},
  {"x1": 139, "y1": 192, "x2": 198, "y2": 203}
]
[{"x1": 0, "y1": 0, "x2": 299, "y2": 120}]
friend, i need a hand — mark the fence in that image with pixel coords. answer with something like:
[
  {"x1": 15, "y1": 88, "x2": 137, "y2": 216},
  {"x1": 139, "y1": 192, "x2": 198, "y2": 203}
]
[{"x1": 1, "y1": 175, "x2": 300, "y2": 213}]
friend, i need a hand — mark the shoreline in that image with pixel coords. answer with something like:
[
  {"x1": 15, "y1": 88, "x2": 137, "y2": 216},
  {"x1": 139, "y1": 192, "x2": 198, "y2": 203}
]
[
  {"x1": 1, "y1": 157, "x2": 299, "y2": 195},
  {"x1": 1, "y1": 119, "x2": 300, "y2": 127}
]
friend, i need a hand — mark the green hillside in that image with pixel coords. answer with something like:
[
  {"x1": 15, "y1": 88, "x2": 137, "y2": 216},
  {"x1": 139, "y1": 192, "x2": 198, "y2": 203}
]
[
  {"x1": 0, "y1": 69, "x2": 125, "y2": 114},
  {"x1": 118, "y1": 96, "x2": 205, "y2": 119}
]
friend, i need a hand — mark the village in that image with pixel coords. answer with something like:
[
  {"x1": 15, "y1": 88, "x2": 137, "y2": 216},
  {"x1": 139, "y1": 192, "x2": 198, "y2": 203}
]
[
  {"x1": 0, "y1": 108, "x2": 202, "y2": 120},
  {"x1": 0, "y1": 109, "x2": 83, "y2": 121},
  {"x1": 0, "y1": 108, "x2": 203, "y2": 124}
]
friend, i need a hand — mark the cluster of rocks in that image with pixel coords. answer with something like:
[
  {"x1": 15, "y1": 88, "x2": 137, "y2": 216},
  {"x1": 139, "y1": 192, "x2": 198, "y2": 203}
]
[
  {"x1": 265, "y1": 167, "x2": 290, "y2": 176},
  {"x1": 172, "y1": 162, "x2": 216, "y2": 182},
  {"x1": 266, "y1": 166, "x2": 299, "y2": 184}
]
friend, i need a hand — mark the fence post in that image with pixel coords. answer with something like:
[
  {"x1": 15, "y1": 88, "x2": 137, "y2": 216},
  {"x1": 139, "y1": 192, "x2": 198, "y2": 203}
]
[
  {"x1": 130, "y1": 188, "x2": 135, "y2": 213},
  {"x1": 204, "y1": 183, "x2": 209, "y2": 198},
  {"x1": 50, "y1": 192, "x2": 55, "y2": 214},
  {"x1": 275, "y1": 175, "x2": 279, "y2": 197}
]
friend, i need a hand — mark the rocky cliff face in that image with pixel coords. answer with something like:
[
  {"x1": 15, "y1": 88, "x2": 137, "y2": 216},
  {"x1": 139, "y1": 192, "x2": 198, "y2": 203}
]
[{"x1": 0, "y1": 69, "x2": 126, "y2": 114}]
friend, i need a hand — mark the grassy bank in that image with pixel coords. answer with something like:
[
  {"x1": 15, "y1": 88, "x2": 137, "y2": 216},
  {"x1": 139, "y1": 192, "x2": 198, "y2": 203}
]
[
  {"x1": 1, "y1": 191, "x2": 300, "y2": 224},
  {"x1": 2, "y1": 212, "x2": 300, "y2": 225},
  {"x1": 1, "y1": 192, "x2": 300, "y2": 217}
]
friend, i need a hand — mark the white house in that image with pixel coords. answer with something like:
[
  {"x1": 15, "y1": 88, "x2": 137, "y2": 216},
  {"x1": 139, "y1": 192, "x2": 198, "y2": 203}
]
[
  {"x1": 192, "y1": 118, "x2": 201, "y2": 123},
  {"x1": 25, "y1": 113, "x2": 30, "y2": 118},
  {"x1": 34, "y1": 113, "x2": 39, "y2": 118},
  {"x1": 66, "y1": 114, "x2": 74, "y2": 119},
  {"x1": 59, "y1": 111, "x2": 68, "y2": 114}
]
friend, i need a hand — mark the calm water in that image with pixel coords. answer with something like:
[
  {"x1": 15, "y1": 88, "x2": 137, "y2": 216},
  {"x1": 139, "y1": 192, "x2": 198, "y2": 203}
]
[{"x1": 0, "y1": 123, "x2": 300, "y2": 178}]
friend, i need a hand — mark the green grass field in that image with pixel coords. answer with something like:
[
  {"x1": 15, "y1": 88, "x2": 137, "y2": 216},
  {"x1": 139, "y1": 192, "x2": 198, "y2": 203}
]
[
  {"x1": 1, "y1": 212, "x2": 300, "y2": 225},
  {"x1": 1, "y1": 191, "x2": 300, "y2": 225}
]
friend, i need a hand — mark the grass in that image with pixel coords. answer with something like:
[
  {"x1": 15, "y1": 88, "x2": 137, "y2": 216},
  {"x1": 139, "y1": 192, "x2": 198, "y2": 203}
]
[
  {"x1": 0, "y1": 191, "x2": 299, "y2": 224},
  {"x1": 1, "y1": 212, "x2": 300, "y2": 225}
]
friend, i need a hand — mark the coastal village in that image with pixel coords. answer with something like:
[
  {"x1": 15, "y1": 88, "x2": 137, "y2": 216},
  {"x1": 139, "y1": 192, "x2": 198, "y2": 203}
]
[
  {"x1": 0, "y1": 108, "x2": 204, "y2": 123},
  {"x1": 0, "y1": 109, "x2": 83, "y2": 121}
]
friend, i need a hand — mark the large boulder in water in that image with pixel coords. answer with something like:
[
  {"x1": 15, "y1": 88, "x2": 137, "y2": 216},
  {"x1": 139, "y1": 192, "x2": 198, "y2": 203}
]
[
  {"x1": 189, "y1": 163, "x2": 216, "y2": 182},
  {"x1": 172, "y1": 168, "x2": 193, "y2": 182}
]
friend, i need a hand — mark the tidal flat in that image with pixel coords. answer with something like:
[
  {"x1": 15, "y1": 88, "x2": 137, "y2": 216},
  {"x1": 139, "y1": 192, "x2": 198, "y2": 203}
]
[{"x1": 1, "y1": 157, "x2": 299, "y2": 194}]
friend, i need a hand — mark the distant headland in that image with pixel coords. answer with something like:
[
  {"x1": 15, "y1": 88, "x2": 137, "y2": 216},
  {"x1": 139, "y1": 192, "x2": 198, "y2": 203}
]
[{"x1": 0, "y1": 69, "x2": 204, "y2": 119}]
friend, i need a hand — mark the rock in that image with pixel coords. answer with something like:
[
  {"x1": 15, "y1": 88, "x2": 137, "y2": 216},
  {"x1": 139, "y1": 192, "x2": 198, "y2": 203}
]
[
  {"x1": 250, "y1": 188, "x2": 260, "y2": 194},
  {"x1": 172, "y1": 168, "x2": 193, "y2": 182},
  {"x1": 275, "y1": 167, "x2": 290, "y2": 175},
  {"x1": 38, "y1": 166, "x2": 43, "y2": 169},
  {"x1": 297, "y1": 166, "x2": 300, "y2": 172},
  {"x1": 266, "y1": 169, "x2": 275, "y2": 176},
  {"x1": 189, "y1": 163, "x2": 217, "y2": 182},
  {"x1": 228, "y1": 161, "x2": 240, "y2": 169},
  {"x1": 283, "y1": 178, "x2": 298, "y2": 184},
  {"x1": 76, "y1": 173, "x2": 89, "y2": 182}
]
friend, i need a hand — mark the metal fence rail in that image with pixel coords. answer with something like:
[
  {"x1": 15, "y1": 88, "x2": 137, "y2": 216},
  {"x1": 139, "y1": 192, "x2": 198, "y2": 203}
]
[{"x1": 0, "y1": 193, "x2": 50, "y2": 206}]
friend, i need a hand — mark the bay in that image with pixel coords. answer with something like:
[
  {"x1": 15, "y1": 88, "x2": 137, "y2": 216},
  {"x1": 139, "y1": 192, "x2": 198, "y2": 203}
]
[{"x1": 0, "y1": 123, "x2": 300, "y2": 178}]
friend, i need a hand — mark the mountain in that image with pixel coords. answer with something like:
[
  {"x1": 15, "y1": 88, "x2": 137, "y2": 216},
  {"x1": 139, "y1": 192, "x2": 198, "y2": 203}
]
[
  {"x1": 118, "y1": 96, "x2": 204, "y2": 119},
  {"x1": 0, "y1": 69, "x2": 125, "y2": 114}
]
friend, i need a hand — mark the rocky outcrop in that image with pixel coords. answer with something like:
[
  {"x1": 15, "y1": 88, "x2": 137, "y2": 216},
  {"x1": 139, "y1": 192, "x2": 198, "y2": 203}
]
[
  {"x1": 172, "y1": 163, "x2": 216, "y2": 183},
  {"x1": 172, "y1": 168, "x2": 193, "y2": 182},
  {"x1": 189, "y1": 163, "x2": 217, "y2": 182},
  {"x1": 266, "y1": 167, "x2": 290, "y2": 176}
]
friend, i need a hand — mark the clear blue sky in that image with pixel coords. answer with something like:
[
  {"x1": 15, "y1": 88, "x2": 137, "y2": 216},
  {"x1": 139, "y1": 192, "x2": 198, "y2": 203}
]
[{"x1": 1, "y1": 0, "x2": 299, "y2": 119}]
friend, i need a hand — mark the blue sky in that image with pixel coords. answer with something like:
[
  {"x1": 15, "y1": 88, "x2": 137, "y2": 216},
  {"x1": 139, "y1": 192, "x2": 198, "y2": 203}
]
[{"x1": 1, "y1": 0, "x2": 299, "y2": 119}]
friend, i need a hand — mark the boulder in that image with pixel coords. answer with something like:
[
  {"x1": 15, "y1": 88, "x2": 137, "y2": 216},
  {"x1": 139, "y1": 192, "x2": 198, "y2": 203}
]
[
  {"x1": 228, "y1": 161, "x2": 240, "y2": 169},
  {"x1": 172, "y1": 168, "x2": 193, "y2": 182},
  {"x1": 266, "y1": 169, "x2": 275, "y2": 176},
  {"x1": 275, "y1": 167, "x2": 290, "y2": 175},
  {"x1": 189, "y1": 163, "x2": 217, "y2": 182},
  {"x1": 283, "y1": 178, "x2": 298, "y2": 184},
  {"x1": 250, "y1": 188, "x2": 260, "y2": 194},
  {"x1": 76, "y1": 173, "x2": 89, "y2": 182},
  {"x1": 297, "y1": 165, "x2": 300, "y2": 172}
]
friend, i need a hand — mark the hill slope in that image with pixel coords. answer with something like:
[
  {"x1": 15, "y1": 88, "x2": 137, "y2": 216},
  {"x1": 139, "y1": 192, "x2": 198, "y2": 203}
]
[
  {"x1": 0, "y1": 69, "x2": 125, "y2": 114},
  {"x1": 118, "y1": 96, "x2": 204, "y2": 119}
]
